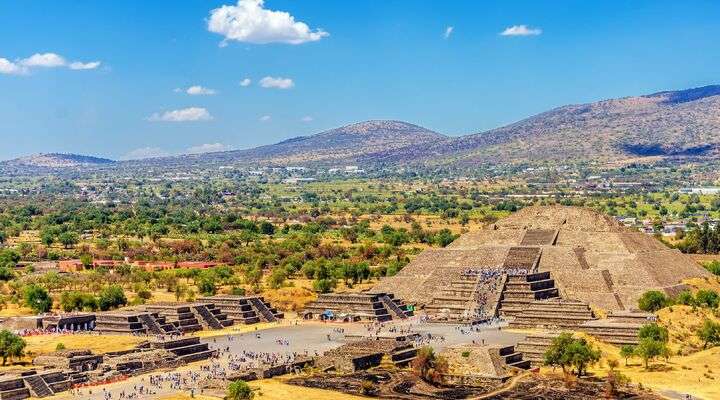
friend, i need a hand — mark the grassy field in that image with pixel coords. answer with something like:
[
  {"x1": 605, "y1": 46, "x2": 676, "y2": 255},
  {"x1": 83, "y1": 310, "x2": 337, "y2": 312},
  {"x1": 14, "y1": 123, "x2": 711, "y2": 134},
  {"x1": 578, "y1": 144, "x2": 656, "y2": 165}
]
[{"x1": 580, "y1": 334, "x2": 720, "y2": 400}]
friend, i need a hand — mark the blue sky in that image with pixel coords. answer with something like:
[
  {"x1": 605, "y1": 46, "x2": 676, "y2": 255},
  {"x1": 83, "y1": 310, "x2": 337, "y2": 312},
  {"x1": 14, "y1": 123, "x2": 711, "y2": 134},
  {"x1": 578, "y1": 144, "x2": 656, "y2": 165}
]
[{"x1": 0, "y1": 0, "x2": 718, "y2": 160}]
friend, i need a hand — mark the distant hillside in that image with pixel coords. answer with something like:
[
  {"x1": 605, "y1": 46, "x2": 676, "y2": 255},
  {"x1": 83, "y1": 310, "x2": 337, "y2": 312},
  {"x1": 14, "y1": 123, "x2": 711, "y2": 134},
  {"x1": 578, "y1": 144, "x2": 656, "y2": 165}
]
[
  {"x1": 2, "y1": 153, "x2": 115, "y2": 169},
  {"x1": 5, "y1": 84, "x2": 720, "y2": 172},
  {"x1": 194, "y1": 84, "x2": 720, "y2": 167},
  {"x1": 421, "y1": 84, "x2": 720, "y2": 166},
  {"x1": 215, "y1": 120, "x2": 448, "y2": 164}
]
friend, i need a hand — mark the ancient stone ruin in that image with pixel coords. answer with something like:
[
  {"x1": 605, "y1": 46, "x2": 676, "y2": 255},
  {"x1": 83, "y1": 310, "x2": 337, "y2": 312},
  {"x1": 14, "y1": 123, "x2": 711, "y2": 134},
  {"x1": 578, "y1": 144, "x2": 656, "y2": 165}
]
[
  {"x1": 198, "y1": 295, "x2": 285, "y2": 324},
  {"x1": 302, "y1": 293, "x2": 413, "y2": 322},
  {"x1": 372, "y1": 205, "x2": 709, "y2": 324}
]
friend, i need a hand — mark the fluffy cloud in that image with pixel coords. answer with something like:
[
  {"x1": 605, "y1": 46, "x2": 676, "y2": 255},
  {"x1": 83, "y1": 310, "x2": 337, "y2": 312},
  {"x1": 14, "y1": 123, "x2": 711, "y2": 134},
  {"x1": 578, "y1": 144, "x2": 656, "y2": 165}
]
[
  {"x1": 20, "y1": 53, "x2": 67, "y2": 67},
  {"x1": 0, "y1": 58, "x2": 26, "y2": 75},
  {"x1": 239, "y1": 78, "x2": 252, "y2": 87},
  {"x1": 301, "y1": 116, "x2": 313, "y2": 122},
  {"x1": 148, "y1": 107, "x2": 213, "y2": 122},
  {"x1": 444, "y1": 26, "x2": 454, "y2": 39},
  {"x1": 259, "y1": 115, "x2": 271, "y2": 122},
  {"x1": 185, "y1": 143, "x2": 231, "y2": 154},
  {"x1": 500, "y1": 25, "x2": 542, "y2": 36},
  {"x1": 186, "y1": 85, "x2": 217, "y2": 95},
  {"x1": 259, "y1": 76, "x2": 294, "y2": 89},
  {"x1": 0, "y1": 52, "x2": 100, "y2": 75},
  {"x1": 69, "y1": 61, "x2": 102, "y2": 70},
  {"x1": 122, "y1": 147, "x2": 171, "y2": 160},
  {"x1": 208, "y1": 0, "x2": 329, "y2": 45}
]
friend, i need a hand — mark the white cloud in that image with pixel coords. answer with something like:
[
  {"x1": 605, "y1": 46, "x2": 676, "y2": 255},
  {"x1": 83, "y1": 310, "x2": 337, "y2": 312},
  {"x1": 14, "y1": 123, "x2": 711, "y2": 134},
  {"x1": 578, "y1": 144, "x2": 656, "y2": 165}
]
[
  {"x1": 20, "y1": 53, "x2": 67, "y2": 68},
  {"x1": 259, "y1": 115, "x2": 271, "y2": 122},
  {"x1": 239, "y1": 78, "x2": 252, "y2": 87},
  {"x1": 259, "y1": 76, "x2": 294, "y2": 89},
  {"x1": 444, "y1": 26, "x2": 454, "y2": 39},
  {"x1": 0, "y1": 58, "x2": 27, "y2": 75},
  {"x1": 122, "y1": 147, "x2": 171, "y2": 160},
  {"x1": 148, "y1": 107, "x2": 213, "y2": 122},
  {"x1": 1, "y1": 52, "x2": 101, "y2": 75},
  {"x1": 500, "y1": 25, "x2": 542, "y2": 36},
  {"x1": 186, "y1": 85, "x2": 217, "y2": 95},
  {"x1": 185, "y1": 143, "x2": 231, "y2": 154},
  {"x1": 69, "y1": 61, "x2": 101, "y2": 70},
  {"x1": 301, "y1": 116, "x2": 313, "y2": 122},
  {"x1": 208, "y1": 0, "x2": 329, "y2": 45}
]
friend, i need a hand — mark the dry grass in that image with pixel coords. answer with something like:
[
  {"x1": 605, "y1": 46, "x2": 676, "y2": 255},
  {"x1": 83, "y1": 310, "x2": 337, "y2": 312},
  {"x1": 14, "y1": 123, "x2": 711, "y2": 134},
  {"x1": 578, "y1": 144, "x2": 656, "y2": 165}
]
[
  {"x1": 544, "y1": 332, "x2": 720, "y2": 400},
  {"x1": 251, "y1": 378, "x2": 365, "y2": 400},
  {"x1": 262, "y1": 286, "x2": 317, "y2": 312},
  {"x1": 0, "y1": 333, "x2": 144, "y2": 372},
  {"x1": 656, "y1": 304, "x2": 720, "y2": 354},
  {"x1": 0, "y1": 304, "x2": 34, "y2": 317},
  {"x1": 683, "y1": 276, "x2": 720, "y2": 293},
  {"x1": 24, "y1": 334, "x2": 144, "y2": 356},
  {"x1": 191, "y1": 321, "x2": 279, "y2": 339}
]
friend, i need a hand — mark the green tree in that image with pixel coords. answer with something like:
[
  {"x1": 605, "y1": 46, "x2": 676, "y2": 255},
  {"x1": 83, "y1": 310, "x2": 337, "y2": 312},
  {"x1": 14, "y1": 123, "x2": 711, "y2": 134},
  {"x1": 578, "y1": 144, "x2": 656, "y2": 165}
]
[
  {"x1": 197, "y1": 274, "x2": 217, "y2": 296},
  {"x1": 638, "y1": 290, "x2": 669, "y2": 312},
  {"x1": 620, "y1": 345, "x2": 635, "y2": 366},
  {"x1": 543, "y1": 332, "x2": 600, "y2": 376},
  {"x1": 268, "y1": 268, "x2": 286, "y2": 289},
  {"x1": 98, "y1": 285, "x2": 127, "y2": 311},
  {"x1": 635, "y1": 337, "x2": 667, "y2": 369},
  {"x1": 0, "y1": 330, "x2": 26, "y2": 366},
  {"x1": 697, "y1": 319, "x2": 720, "y2": 349},
  {"x1": 226, "y1": 380, "x2": 253, "y2": 400},
  {"x1": 23, "y1": 284, "x2": 52, "y2": 313},
  {"x1": 411, "y1": 346, "x2": 448, "y2": 383},
  {"x1": 638, "y1": 323, "x2": 669, "y2": 343},
  {"x1": 40, "y1": 231, "x2": 54, "y2": 247},
  {"x1": 259, "y1": 221, "x2": 275, "y2": 235},
  {"x1": 58, "y1": 232, "x2": 79, "y2": 249}
]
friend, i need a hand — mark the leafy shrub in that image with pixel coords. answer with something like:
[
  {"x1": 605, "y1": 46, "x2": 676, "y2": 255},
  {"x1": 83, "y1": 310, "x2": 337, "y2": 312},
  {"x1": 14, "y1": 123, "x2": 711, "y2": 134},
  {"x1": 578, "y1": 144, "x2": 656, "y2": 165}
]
[{"x1": 638, "y1": 290, "x2": 669, "y2": 312}]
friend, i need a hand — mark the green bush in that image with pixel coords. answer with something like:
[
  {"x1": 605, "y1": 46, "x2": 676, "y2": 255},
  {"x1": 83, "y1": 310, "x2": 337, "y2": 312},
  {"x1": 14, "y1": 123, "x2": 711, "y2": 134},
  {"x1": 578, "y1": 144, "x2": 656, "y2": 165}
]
[
  {"x1": 23, "y1": 284, "x2": 52, "y2": 313},
  {"x1": 98, "y1": 285, "x2": 127, "y2": 311},
  {"x1": 226, "y1": 380, "x2": 253, "y2": 400},
  {"x1": 697, "y1": 319, "x2": 720, "y2": 349},
  {"x1": 638, "y1": 323, "x2": 669, "y2": 343},
  {"x1": 638, "y1": 290, "x2": 669, "y2": 312},
  {"x1": 695, "y1": 289, "x2": 719, "y2": 309}
]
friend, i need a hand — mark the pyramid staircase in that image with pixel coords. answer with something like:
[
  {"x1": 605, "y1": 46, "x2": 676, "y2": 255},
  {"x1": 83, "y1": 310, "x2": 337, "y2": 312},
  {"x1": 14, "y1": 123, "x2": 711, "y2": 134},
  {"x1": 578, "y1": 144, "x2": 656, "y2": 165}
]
[
  {"x1": 425, "y1": 272, "x2": 504, "y2": 323},
  {"x1": 515, "y1": 332, "x2": 559, "y2": 367},
  {"x1": 379, "y1": 294, "x2": 408, "y2": 319},
  {"x1": 507, "y1": 298, "x2": 595, "y2": 329},
  {"x1": 198, "y1": 295, "x2": 284, "y2": 324},
  {"x1": 498, "y1": 345, "x2": 531, "y2": 370},
  {"x1": 248, "y1": 297, "x2": 278, "y2": 322},
  {"x1": 498, "y1": 271, "x2": 560, "y2": 317},
  {"x1": 22, "y1": 374, "x2": 53, "y2": 398},
  {"x1": 137, "y1": 313, "x2": 166, "y2": 335},
  {"x1": 190, "y1": 304, "x2": 229, "y2": 330}
]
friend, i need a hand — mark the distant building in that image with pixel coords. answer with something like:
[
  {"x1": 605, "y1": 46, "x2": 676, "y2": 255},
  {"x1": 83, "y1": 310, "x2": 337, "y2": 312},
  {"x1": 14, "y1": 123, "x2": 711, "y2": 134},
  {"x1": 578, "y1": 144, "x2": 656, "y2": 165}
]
[{"x1": 679, "y1": 187, "x2": 720, "y2": 195}]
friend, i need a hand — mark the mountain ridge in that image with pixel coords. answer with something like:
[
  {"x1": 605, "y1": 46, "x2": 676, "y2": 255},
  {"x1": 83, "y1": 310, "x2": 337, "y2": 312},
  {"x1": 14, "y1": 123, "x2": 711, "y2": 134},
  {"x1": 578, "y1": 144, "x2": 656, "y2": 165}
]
[{"x1": 4, "y1": 84, "x2": 720, "y2": 171}]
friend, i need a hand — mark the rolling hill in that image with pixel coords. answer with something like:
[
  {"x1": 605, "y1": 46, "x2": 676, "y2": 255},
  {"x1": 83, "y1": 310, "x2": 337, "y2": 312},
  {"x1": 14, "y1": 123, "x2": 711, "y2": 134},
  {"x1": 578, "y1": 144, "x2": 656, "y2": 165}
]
[
  {"x1": 2, "y1": 153, "x2": 115, "y2": 169},
  {"x1": 197, "y1": 84, "x2": 720, "y2": 167},
  {"x1": 4, "y1": 84, "x2": 720, "y2": 172}
]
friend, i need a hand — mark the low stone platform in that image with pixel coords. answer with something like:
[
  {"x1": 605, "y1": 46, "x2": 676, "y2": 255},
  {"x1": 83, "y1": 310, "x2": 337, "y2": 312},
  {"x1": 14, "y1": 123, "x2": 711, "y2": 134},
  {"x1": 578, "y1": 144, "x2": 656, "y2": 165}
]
[
  {"x1": 314, "y1": 337, "x2": 417, "y2": 373},
  {"x1": 303, "y1": 292, "x2": 412, "y2": 322},
  {"x1": 198, "y1": 295, "x2": 284, "y2": 324},
  {"x1": 144, "y1": 302, "x2": 232, "y2": 332}
]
